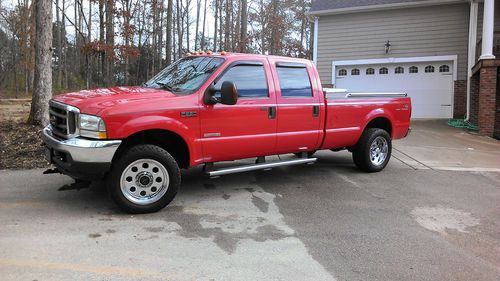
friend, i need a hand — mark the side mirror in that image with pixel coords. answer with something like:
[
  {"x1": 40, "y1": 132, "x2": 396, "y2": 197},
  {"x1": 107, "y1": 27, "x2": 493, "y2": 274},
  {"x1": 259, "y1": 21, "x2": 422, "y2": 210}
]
[
  {"x1": 203, "y1": 81, "x2": 238, "y2": 105},
  {"x1": 203, "y1": 85, "x2": 218, "y2": 105},
  {"x1": 220, "y1": 81, "x2": 238, "y2": 105}
]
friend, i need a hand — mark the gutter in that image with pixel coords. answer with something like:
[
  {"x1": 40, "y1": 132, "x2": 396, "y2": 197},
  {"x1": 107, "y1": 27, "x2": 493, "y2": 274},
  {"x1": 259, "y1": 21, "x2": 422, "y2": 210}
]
[{"x1": 306, "y1": 0, "x2": 469, "y2": 16}]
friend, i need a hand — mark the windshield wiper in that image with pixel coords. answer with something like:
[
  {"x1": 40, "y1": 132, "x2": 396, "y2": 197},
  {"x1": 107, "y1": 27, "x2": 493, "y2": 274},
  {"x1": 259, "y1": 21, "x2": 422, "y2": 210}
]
[{"x1": 156, "y1": 82, "x2": 176, "y2": 92}]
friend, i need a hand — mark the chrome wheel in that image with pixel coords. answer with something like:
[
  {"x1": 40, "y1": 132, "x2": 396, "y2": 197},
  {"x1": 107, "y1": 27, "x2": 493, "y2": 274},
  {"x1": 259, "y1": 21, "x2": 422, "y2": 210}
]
[
  {"x1": 369, "y1": 136, "x2": 389, "y2": 166},
  {"x1": 120, "y1": 159, "x2": 169, "y2": 205}
]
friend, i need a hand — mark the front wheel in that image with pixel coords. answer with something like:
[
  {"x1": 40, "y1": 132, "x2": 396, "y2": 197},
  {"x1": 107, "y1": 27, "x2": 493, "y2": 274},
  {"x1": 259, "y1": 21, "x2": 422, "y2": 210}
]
[
  {"x1": 107, "y1": 144, "x2": 181, "y2": 213},
  {"x1": 352, "y1": 128, "x2": 392, "y2": 172}
]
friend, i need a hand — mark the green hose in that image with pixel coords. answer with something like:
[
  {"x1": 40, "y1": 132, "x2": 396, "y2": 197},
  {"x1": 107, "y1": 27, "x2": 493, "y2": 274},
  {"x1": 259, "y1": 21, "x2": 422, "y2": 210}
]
[{"x1": 447, "y1": 119, "x2": 479, "y2": 131}]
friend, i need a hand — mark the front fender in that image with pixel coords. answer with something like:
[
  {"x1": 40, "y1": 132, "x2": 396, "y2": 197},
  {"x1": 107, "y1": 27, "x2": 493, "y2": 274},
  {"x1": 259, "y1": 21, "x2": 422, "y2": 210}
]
[{"x1": 106, "y1": 115, "x2": 201, "y2": 166}]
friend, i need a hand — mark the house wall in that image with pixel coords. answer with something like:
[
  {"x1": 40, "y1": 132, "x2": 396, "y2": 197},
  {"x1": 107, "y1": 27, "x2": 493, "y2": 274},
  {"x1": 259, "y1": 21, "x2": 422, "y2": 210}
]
[{"x1": 316, "y1": 3, "x2": 470, "y2": 84}]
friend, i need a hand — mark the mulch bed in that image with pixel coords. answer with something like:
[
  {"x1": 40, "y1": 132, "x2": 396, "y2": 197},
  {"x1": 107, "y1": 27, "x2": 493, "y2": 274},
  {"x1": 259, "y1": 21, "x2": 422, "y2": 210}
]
[{"x1": 0, "y1": 120, "x2": 50, "y2": 170}]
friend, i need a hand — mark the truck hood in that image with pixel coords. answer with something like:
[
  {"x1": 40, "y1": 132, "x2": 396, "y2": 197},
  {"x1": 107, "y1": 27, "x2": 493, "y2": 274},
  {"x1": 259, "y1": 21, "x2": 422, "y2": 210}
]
[{"x1": 53, "y1": 86, "x2": 177, "y2": 115}]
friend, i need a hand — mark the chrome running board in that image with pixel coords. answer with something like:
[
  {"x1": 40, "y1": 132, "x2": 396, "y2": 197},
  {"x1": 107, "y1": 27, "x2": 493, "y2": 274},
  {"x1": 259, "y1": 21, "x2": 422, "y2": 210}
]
[{"x1": 206, "y1": 157, "x2": 317, "y2": 177}]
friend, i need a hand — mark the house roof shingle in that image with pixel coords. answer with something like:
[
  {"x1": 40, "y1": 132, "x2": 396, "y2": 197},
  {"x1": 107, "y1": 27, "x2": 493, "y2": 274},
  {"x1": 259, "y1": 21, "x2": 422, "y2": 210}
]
[{"x1": 310, "y1": 0, "x2": 433, "y2": 13}]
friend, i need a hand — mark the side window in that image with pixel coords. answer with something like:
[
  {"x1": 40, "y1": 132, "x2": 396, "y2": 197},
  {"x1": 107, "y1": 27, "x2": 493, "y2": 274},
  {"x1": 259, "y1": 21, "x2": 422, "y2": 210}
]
[
  {"x1": 214, "y1": 65, "x2": 268, "y2": 98},
  {"x1": 276, "y1": 65, "x2": 313, "y2": 98}
]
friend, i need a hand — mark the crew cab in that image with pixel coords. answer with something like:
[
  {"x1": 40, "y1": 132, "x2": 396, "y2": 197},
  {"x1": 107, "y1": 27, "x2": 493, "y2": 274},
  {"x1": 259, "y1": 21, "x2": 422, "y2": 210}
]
[{"x1": 42, "y1": 53, "x2": 411, "y2": 213}]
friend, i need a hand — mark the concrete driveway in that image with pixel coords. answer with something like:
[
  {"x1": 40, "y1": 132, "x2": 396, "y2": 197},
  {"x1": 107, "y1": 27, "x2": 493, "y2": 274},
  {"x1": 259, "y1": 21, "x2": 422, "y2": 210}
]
[
  {"x1": 0, "y1": 121, "x2": 499, "y2": 281},
  {"x1": 394, "y1": 120, "x2": 500, "y2": 171}
]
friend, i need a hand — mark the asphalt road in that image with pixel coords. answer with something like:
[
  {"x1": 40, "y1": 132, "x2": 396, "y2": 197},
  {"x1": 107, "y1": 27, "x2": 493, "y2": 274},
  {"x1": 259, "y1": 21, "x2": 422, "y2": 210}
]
[{"x1": 0, "y1": 150, "x2": 499, "y2": 281}]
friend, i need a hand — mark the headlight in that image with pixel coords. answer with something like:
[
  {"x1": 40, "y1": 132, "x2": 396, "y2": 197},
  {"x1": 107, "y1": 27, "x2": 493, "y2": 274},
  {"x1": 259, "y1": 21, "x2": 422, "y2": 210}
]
[{"x1": 79, "y1": 114, "x2": 107, "y2": 139}]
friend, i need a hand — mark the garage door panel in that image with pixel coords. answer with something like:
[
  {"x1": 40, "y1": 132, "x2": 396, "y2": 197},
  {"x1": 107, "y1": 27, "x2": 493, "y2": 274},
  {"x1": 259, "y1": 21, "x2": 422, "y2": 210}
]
[{"x1": 335, "y1": 62, "x2": 453, "y2": 119}]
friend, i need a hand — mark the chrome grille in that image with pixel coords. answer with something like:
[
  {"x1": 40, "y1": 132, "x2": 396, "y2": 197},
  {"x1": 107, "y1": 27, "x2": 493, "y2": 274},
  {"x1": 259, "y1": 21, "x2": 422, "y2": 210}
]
[{"x1": 49, "y1": 100, "x2": 79, "y2": 139}]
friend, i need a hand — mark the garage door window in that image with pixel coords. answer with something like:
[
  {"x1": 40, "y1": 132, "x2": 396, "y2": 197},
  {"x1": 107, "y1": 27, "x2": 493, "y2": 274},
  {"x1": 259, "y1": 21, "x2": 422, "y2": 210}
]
[
  {"x1": 379, "y1": 67, "x2": 388, "y2": 74},
  {"x1": 338, "y1": 69, "x2": 347, "y2": 76},
  {"x1": 425, "y1": 65, "x2": 435, "y2": 73},
  {"x1": 409, "y1": 66, "x2": 418, "y2": 73},
  {"x1": 395, "y1": 67, "x2": 404, "y2": 74},
  {"x1": 439, "y1": 65, "x2": 450, "y2": 73},
  {"x1": 366, "y1": 68, "x2": 375, "y2": 75},
  {"x1": 351, "y1": 69, "x2": 360, "y2": 76}
]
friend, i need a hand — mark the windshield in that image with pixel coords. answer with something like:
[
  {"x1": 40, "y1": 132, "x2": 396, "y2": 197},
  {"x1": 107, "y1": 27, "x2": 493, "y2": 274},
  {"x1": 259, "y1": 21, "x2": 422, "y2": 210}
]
[{"x1": 143, "y1": 56, "x2": 225, "y2": 95}]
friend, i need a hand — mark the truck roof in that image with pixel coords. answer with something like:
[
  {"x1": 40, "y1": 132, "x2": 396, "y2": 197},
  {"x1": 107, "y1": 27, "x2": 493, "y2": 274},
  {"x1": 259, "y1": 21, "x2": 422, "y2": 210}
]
[{"x1": 188, "y1": 52, "x2": 313, "y2": 64}]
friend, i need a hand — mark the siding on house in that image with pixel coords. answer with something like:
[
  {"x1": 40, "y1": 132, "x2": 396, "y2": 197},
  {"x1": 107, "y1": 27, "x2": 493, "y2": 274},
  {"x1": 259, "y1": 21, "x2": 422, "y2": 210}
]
[{"x1": 316, "y1": 3, "x2": 470, "y2": 84}]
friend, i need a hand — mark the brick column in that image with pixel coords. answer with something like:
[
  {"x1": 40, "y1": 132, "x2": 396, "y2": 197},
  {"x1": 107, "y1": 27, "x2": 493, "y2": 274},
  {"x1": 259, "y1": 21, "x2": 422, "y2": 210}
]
[{"x1": 478, "y1": 65, "x2": 498, "y2": 136}]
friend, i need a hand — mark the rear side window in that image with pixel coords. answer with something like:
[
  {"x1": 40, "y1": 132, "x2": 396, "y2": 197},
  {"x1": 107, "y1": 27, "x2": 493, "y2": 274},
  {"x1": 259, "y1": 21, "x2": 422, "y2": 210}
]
[
  {"x1": 276, "y1": 66, "x2": 312, "y2": 97},
  {"x1": 215, "y1": 65, "x2": 268, "y2": 98}
]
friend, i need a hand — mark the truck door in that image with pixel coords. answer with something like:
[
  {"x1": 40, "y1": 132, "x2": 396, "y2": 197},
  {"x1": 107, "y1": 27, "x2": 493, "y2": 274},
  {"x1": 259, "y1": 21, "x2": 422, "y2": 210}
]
[
  {"x1": 199, "y1": 59, "x2": 278, "y2": 162},
  {"x1": 270, "y1": 60, "x2": 323, "y2": 154}
]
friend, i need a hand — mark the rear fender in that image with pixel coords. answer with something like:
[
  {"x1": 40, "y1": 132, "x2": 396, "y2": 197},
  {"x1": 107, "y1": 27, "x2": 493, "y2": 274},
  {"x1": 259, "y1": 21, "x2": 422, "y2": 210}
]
[{"x1": 363, "y1": 108, "x2": 395, "y2": 138}]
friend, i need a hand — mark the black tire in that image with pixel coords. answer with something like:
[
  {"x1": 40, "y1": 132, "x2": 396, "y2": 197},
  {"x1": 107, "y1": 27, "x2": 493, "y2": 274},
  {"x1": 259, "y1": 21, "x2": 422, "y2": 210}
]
[
  {"x1": 352, "y1": 128, "x2": 392, "y2": 172},
  {"x1": 107, "y1": 144, "x2": 181, "y2": 214},
  {"x1": 294, "y1": 151, "x2": 316, "y2": 158}
]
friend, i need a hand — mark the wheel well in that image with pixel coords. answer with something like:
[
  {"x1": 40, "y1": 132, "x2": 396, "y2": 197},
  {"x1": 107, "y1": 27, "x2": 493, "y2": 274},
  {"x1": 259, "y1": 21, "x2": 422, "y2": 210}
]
[
  {"x1": 114, "y1": 129, "x2": 190, "y2": 169},
  {"x1": 365, "y1": 117, "x2": 392, "y2": 136}
]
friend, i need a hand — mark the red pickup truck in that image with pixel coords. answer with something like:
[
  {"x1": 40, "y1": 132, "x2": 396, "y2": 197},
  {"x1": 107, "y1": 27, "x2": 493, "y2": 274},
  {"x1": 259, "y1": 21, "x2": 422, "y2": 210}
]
[{"x1": 43, "y1": 53, "x2": 411, "y2": 213}]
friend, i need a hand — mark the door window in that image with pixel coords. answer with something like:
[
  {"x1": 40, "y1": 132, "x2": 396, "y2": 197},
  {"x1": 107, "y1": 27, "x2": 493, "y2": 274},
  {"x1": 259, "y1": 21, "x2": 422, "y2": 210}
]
[
  {"x1": 214, "y1": 65, "x2": 268, "y2": 98},
  {"x1": 276, "y1": 66, "x2": 313, "y2": 97}
]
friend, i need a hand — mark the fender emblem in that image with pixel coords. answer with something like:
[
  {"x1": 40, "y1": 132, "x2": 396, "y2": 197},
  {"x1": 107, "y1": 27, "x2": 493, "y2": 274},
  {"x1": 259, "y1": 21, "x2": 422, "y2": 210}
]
[{"x1": 181, "y1": 111, "x2": 197, "y2": 117}]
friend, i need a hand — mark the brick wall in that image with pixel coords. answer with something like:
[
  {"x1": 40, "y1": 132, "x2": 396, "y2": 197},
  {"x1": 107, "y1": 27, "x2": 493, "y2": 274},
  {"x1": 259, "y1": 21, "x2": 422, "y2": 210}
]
[
  {"x1": 469, "y1": 74, "x2": 480, "y2": 126},
  {"x1": 453, "y1": 80, "x2": 467, "y2": 119},
  {"x1": 477, "y1": 66, "x2": 498, "y2": 136}
]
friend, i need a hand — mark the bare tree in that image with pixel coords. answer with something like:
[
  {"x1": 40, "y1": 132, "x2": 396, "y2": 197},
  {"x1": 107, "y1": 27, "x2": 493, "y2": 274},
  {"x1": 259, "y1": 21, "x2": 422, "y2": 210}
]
[
  {"x1": 29, "y1": 0, "x2": 52, "y2": 125},
  {"x1": 165, "y1": 0, "x2": 172, "y2": 65},
  {"x1": 239, "y1": 0, "x2": 247, "y2": 52},
  {"x1": 200, "y1": 0, "x2": 207, "y2": 50},
  {"x1": 194, "y1": 0, "x2": 201, "y2": 50},
  {"x1": 213, "y1": 0, "x2": 218, "y2": 51}
]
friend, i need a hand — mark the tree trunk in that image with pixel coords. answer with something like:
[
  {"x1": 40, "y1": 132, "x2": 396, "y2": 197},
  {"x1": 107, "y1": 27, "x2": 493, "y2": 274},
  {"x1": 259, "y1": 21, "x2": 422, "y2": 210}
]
[
  {"x1": 213, "y1": 0, "x2": 218, "y2": 51},
  {"x1": 166, "y1": 0, "x2": 173, "y2": 65},
  {"x1": 176, "y1": 0, "x2": 182, "y2": 57},
  {"x1": 105, "y1": 0, "x2": 114, "y2": 85},
  {"x1": 194, "y1": 0, "x2": 201, "y2": 50},
  {"x1": 200, "y1": 0, "x2": 207, "y2": 50},
  {"x1": 185, "y1": 0, "x2": 190, "y2": 52},
  {"x1": 29, "y1": 0, "x2": 52, "y2": 126},
  {"x1": 239, "y1": 0, "x2": 247, "y2": 52},
  {"x1": 224, "y1": 0, "x2": 229, "y2": 50},
  {"x1": 99, "y1": 0, "x2": 105, "y2": 86}
]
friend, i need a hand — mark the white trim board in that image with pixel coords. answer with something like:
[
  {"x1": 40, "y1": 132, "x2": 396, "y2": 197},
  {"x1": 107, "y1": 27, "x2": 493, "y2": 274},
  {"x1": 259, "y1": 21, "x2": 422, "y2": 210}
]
[
  {"x1": 312, "y1": 17, "x2": 319, "y2": 65},
  {"x1": 331, "y1": 55, "x2": 459, "y2": 85},
  {"x1": 307, "y1": 0, "x2": 468, "y2": 16}
]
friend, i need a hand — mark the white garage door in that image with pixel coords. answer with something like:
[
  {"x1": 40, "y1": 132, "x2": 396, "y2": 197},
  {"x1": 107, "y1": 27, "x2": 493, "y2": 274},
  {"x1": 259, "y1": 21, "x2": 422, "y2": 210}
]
[{"x1": 335, "y1": 62, "x2": 454, "y2": 118}]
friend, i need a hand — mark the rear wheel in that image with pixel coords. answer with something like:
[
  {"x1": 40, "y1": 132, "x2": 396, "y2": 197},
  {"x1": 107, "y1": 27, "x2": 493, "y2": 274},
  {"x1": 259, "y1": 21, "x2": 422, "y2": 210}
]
[
  {"x1": 107, "y1": 144, "x2": 180, "y2": 213},
  {"x1": 352, "y1": 128, "x2": 391, "y2": 172}
]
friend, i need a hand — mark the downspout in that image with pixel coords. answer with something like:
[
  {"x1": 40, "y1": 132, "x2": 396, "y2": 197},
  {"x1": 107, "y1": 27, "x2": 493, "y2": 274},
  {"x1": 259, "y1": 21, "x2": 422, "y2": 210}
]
[
  {"x1": 313, "y1": 17, "x2": 319, "y2": 66},
  {"x1": 466, "y1": 0, "x2": 478, "y2": 121}
]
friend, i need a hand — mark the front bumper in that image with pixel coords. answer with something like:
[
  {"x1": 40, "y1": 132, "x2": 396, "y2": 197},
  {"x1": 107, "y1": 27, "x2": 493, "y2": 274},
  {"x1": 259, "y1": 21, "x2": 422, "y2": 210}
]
[{"x1": 42, "y1": 126, "x2": 122, "y2": 180}]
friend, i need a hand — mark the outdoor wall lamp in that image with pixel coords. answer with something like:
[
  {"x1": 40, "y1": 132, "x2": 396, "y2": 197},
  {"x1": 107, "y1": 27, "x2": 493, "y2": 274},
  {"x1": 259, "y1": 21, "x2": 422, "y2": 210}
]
[{"x1": 385, "y1": 40, "x2": 391, "y2": 54}]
